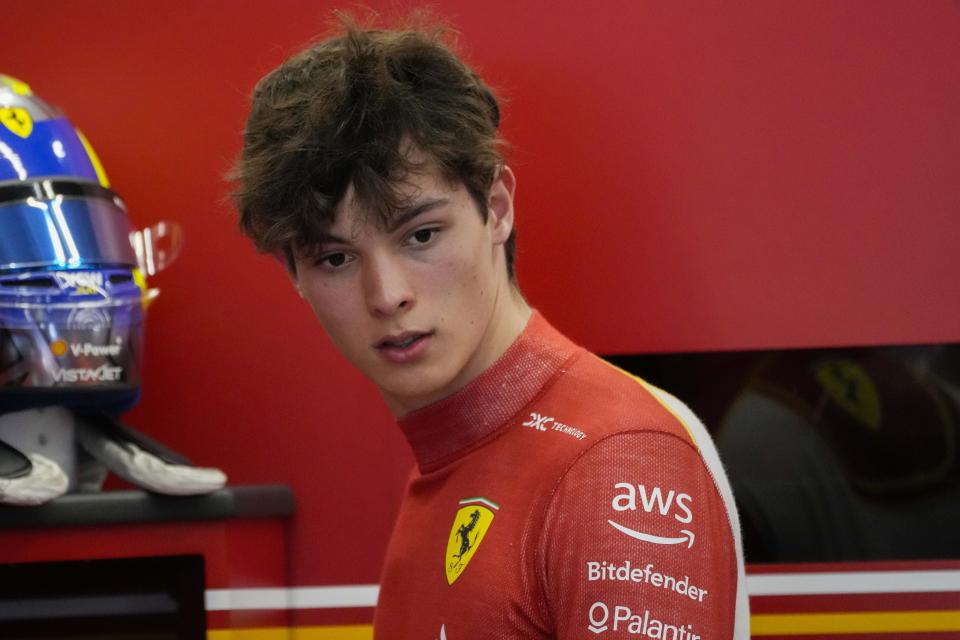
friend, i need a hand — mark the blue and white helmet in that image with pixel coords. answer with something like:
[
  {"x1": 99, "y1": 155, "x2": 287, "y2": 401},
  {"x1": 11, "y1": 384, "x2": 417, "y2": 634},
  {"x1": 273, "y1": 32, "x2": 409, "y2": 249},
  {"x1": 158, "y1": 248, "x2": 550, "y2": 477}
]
[{"x1": 0, "y1": 74, "x2": 168, "y2": 414}]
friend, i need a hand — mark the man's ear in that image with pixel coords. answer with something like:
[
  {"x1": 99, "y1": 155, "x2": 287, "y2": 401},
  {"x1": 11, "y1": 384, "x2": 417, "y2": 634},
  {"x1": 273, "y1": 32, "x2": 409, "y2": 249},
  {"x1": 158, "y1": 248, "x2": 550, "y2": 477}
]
[{"x1": 487, "y1": 165, "x2": 516, "y2": 245}]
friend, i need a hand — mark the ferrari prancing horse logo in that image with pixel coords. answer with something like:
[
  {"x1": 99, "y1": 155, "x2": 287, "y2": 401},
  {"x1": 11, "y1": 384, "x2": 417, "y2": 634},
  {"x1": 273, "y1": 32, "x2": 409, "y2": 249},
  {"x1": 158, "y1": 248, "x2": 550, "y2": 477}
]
[
  {"x1": 0, "y1": 107, "x2": 32, "y2": 138},
  {"x1": 445, "y1": 497, "x2": 499, "y2": 585}
]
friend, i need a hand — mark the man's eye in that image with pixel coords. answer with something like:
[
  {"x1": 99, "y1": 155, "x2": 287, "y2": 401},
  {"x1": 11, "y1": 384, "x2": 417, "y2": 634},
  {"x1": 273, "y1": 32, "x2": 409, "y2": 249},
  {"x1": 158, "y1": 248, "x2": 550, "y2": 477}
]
[
  {"x1": 410, "y1": 228, "x2": 439, "y2": 245},
  {"x1": 318, "y1": 252, "x2": 350, "y2": 268}
]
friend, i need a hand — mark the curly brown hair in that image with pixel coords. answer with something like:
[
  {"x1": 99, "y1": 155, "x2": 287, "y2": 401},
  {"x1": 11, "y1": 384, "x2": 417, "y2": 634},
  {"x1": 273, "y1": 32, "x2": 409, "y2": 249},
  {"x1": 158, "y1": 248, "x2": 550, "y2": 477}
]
[{"x1": 230, "y1": 13, "x2": 515, "y2": 277}]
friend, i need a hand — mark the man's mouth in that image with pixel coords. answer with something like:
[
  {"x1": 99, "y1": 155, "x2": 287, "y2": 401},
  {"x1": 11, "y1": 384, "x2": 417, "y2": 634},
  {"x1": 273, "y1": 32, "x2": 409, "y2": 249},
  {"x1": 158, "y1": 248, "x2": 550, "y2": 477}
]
[
  {"x1": 377, "y1": 331, "x2": 433, "y2": 350},
  {"x1": 375, "y1": 331, "x2": 434, "y2": 364}
]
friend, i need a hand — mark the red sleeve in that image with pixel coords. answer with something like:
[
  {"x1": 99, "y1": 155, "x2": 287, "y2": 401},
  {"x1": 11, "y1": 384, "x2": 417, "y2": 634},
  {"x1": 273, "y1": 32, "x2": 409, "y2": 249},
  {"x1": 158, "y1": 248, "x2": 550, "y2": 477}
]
[{"x1": 539, "y1": 431, "x2": 737, "y2": 639}]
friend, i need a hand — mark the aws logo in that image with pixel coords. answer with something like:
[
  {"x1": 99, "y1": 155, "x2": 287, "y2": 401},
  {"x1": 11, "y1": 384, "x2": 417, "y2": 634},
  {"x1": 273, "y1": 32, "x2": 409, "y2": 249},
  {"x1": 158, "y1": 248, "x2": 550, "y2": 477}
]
[{"x1": 608, "y1": 483, "x2": 695, "y2": 548}]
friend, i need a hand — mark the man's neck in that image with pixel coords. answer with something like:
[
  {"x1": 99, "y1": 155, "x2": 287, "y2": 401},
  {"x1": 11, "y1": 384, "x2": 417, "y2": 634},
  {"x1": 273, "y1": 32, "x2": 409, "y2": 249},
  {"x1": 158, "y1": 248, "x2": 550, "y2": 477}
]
[{"x1": 383, "y1": 286, "x2": 532, "y2": 416}]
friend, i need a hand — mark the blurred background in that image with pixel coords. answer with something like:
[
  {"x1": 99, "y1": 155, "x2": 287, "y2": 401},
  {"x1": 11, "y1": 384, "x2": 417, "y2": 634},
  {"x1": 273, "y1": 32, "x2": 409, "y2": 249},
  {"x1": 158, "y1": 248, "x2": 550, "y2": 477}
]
[{"x1": 1, "y1": 0, "x2": 958, "y2": 634}]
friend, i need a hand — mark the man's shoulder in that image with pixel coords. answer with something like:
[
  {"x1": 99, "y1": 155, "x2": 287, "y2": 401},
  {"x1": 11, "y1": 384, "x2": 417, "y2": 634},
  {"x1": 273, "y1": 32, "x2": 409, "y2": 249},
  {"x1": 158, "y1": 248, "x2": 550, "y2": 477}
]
[{"x1": 526, "y1": 349, "x2": 699, "y2": 454}]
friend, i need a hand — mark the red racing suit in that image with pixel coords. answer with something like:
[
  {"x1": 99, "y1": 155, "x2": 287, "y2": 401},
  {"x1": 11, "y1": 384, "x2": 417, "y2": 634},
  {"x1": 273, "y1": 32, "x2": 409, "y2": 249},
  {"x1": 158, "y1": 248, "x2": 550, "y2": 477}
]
[{"x1": 373, "y1": 312, "x2": 749, "y2": 639}]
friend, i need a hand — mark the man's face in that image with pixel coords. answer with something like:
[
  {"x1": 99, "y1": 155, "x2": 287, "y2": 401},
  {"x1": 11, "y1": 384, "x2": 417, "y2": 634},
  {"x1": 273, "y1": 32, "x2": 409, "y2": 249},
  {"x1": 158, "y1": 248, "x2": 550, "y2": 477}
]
[{"x1": 291, "y1": 165, "x2": 518, "y2": 415}]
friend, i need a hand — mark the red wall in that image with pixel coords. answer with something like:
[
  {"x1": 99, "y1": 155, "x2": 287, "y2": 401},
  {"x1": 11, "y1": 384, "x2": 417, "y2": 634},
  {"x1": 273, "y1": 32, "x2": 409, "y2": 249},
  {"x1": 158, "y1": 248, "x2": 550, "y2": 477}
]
[{"x1": 3, "y1": 1, "x2": 958, "y2": 591}]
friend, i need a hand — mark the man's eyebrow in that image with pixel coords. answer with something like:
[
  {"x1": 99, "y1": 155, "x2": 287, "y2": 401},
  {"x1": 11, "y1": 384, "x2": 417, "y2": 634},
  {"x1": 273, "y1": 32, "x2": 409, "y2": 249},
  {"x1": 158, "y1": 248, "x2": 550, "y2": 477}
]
[
  {"x1": 386, "y1": 197, "x2": 449, "y2": 232},
  {"x1": 315, "y1": 231, "x2": 351, "y2": 246},
  {"x1": 314, "y1": 198, "x2": 449, "y2": 247}
]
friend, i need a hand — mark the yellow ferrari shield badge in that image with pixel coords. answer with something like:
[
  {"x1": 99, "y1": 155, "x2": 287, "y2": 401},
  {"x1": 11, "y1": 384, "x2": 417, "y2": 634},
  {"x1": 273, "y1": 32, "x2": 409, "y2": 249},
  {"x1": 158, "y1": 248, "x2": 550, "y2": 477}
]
[
  {"x1": 445, "y1": 497, "x2": 499, "y2": 585},
  {"x1": 0, "y1": 107, "x2": 33, "y2": 138},
  {"x1": 815, "y1": 359, "x2": 881, "y2": 429}
]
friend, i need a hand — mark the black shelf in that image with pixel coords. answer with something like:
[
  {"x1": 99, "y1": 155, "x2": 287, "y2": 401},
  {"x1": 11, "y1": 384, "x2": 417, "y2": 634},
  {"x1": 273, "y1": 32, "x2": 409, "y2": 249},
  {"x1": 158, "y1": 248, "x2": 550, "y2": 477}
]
[{"x1": 0, "y1": 484, "x2": 294, "y2": 529}]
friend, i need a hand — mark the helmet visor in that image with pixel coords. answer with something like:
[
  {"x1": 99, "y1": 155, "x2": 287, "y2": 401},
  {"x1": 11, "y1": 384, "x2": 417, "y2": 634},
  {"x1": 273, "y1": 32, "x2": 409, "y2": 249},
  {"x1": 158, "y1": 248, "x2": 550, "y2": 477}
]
[{"x1": 0, "y1": 192, "x2": 136, "y2": 271}]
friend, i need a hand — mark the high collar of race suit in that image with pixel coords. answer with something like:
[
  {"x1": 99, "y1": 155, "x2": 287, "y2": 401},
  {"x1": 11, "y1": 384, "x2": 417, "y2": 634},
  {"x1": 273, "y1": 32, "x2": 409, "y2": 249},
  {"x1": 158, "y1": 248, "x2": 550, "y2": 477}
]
[{"x1": 397, "y1": 311, "x2": 580, "y2": 473}]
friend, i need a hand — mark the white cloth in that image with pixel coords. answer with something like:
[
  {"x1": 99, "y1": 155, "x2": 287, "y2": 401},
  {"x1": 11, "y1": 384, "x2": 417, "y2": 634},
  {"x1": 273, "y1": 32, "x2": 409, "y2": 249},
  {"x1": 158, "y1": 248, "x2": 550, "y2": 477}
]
[
  {"x1": 77, "y1": 425, "x2": 226, "y2": 496},
  {"x1": 0, "y1": 453, "x2": 68, "y2": 506}
]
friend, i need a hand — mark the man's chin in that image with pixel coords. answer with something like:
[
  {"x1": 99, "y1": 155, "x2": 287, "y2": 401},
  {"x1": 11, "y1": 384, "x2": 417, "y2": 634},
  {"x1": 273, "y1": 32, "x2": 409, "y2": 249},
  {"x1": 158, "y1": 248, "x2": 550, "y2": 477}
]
[{"x1": 377, "y1": 373, "x2": 453, "y2": 416}]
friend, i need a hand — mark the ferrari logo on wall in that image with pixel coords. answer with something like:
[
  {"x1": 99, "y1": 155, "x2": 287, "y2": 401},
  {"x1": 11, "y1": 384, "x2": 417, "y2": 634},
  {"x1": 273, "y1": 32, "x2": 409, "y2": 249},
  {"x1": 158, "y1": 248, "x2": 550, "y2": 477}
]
[
  {"x1": 0, "y1": 107, "x2": 32, "y2": 138},
  {"x1": 815, "y1": 359, "x2": 881, "y2": 429},
  {"x1": 445, "y1": 496, "x2": 499, "y2": 585}
]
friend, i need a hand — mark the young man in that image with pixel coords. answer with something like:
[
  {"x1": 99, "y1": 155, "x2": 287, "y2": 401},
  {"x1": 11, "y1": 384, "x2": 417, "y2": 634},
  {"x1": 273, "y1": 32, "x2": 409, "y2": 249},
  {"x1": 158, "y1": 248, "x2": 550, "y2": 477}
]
[{"x1": 233, "y1": 17, "x2": 749, "y2": 639}]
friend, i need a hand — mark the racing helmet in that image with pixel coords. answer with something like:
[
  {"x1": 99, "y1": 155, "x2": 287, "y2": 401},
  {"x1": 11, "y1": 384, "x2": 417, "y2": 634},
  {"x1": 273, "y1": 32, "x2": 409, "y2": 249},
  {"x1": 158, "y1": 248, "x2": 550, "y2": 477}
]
[{"x1": 0, "y1": 74, "x2": 162, "y2": 414}]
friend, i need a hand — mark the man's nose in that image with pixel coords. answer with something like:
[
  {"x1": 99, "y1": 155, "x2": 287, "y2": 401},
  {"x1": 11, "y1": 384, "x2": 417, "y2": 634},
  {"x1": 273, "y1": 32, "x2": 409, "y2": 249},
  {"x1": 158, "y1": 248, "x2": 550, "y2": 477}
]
[{"x1": 363, "y1": 252, "x2": 414, "y2": 316}]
